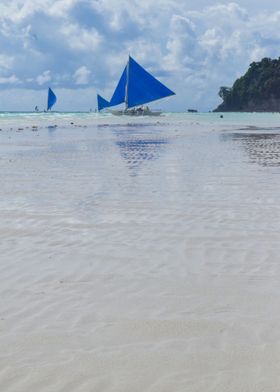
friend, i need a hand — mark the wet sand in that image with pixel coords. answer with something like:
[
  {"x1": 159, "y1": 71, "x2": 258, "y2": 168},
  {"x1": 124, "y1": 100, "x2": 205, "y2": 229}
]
[{"x1": 1, "y1": 113, "x2": 280, "y2": 391}]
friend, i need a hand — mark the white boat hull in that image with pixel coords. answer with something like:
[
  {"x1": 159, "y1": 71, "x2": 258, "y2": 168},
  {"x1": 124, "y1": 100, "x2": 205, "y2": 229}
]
[{"x1": 109, "y1": 108, "x2": 162, "y2": 117}]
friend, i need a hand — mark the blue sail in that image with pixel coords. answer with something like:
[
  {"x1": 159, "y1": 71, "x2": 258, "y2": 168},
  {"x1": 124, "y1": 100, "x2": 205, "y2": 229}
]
[
  {"x1": 109, "y1": 66, "x2": 127, "y2": 107},
  {"x1": 47, "y1": 87, "x2": 57, "y2": 111},
  {"x1": 96, "y1": 56, "x2": 175, "y2": 111},
  {"x1": 97, "y1": 94, "x2": 110, "y2": 111},
  {"x1": 127, "y1": 57, "x2": 175, "y2": 108}
]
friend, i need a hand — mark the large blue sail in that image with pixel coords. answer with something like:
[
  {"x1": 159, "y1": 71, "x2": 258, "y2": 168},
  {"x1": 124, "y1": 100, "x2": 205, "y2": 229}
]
[
  {"x1": 109, "y1": 66, "x2": 127, "y2": 107},
  {"x1": 96, "y1": 56, "x2": 175, "y2": 111},
  {"x1": 97, "y1": 94, "x2": 110, "y2": 111},
  {"x1": 127, "y1": 57, "x2": 175, "y2": 108},
  {"x1": 47, "y1": 88, "x2": 57, "y2": 111}
]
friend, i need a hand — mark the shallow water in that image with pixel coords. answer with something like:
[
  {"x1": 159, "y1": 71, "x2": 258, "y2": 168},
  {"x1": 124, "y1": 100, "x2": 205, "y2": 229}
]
[{"x1": 1, "y1": 113, "x2": 280, "y2": 391}]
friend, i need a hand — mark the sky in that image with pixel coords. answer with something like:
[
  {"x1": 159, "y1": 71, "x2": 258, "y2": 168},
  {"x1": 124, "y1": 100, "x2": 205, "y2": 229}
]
[{"x1": 0, "y1": 0, "x2": 280, "y2": 112}]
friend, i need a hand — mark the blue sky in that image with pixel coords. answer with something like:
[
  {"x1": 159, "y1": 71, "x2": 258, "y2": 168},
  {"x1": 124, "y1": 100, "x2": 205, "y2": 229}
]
[{"x1": 0, "y1": 0, "x2": 280, "y2": 111}]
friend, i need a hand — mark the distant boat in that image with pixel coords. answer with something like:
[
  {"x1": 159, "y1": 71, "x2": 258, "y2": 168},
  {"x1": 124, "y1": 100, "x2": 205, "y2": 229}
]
[
  {"x1": 97, "y1": 56, "x2": 175, "y2": 116},
  {"x1": 187, "y1": 109, "x2": 198, "y2": 113},
  {"x1": 47, "y1": 87, "x2": 57, "y2": 111}
]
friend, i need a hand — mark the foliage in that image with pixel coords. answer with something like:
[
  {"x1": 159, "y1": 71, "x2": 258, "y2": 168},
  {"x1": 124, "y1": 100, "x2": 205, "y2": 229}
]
[{"x1": 215, "y1": 57, "x2": 280, "y2": 111}]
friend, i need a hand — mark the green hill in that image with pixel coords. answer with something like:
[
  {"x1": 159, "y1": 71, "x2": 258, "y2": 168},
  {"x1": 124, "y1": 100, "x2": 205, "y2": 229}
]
[{"x1": 214, "y1": 57, "x2": 280, "y2": 112}]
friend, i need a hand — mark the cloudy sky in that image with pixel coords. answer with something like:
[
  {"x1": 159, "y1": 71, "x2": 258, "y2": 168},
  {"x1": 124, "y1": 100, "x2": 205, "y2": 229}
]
[{"x1": 0, "y1": 0, "x2": 280, "y2": 111}]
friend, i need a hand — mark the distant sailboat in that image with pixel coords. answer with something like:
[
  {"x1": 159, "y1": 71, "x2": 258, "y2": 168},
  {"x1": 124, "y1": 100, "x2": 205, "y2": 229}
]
[
  {"x1": 97, "y1": 56, "x2": 175, "y2": 116},
  {"x1": 47, "y1": 87, "x2": 57, "y2": 111}
]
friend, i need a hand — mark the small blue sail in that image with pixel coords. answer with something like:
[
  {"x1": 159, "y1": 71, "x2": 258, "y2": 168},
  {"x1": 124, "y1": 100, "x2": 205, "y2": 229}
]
[
  {"x1": 127, "y1": 57, "x2": 175, "y2": 108},
  {"x1": 47, "y1": 87, "x2": 57, "y2": 111},
  {"x1": 97, "y1": 94, "x2": 110, "y2": 111},
  {"x1": 109, "y1": 66, "x2": 127, "y2": 107}
]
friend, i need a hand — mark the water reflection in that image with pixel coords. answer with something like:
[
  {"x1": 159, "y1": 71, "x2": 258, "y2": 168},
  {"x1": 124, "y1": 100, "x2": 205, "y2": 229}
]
[
  {"x1": 114, "y1": 128, "x2": 168, "y2": 174},
  {"x1": 222, "y1": 131, "x2": 280, "y2": 167}
]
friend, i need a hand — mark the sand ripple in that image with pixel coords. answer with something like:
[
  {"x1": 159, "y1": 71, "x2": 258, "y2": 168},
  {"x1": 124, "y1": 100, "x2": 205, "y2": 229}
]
[{"x1": 1, "y1": 118, "x2": 280, "y2": 390}]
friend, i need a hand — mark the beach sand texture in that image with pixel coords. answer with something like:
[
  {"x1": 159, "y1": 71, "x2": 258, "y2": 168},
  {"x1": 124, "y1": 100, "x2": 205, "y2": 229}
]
[{"x1": 1, "y1": 113, "x2": 280, "y2": 391}]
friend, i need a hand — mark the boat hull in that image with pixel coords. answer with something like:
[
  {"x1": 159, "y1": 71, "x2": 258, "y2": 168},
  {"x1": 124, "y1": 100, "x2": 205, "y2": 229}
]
[{"x1": 109, "y1": 108, "x2": 162, "y2": 117}]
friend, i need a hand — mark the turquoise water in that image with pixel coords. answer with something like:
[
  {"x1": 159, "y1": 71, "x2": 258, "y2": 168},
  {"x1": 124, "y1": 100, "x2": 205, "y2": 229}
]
[{"x1": 0, "y1": 111, "x2": 280, "y2": 131}]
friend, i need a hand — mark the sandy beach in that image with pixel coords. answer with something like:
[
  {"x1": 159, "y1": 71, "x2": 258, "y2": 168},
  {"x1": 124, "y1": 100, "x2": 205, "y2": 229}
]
[{"x1": 1, "y1": 112, "x2": 280, "y2": 391}]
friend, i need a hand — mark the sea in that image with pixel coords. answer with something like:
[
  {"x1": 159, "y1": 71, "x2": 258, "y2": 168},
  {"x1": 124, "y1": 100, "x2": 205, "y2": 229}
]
[{"x1": 1, "y1": 111, "x2": 280, "y2": 391}]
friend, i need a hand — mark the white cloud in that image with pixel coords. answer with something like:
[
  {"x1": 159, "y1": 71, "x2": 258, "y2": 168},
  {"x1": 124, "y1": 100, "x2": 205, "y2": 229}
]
[
  {"x1": 60, "y1": 23, "x2": 102, "y2": 51},
  {"x1": 0, "y1": 1, "x2": 280, "y2": 110},
  {"x1": 47, "y1": 0, "x2": 79, "y2": 17},
  {"x1": 0, "y1": 54, "x2": 14, "y2": 70},
  {"x1": 0, "y1": 0, "x2": 79, "y2": 23},
  {"x1": 36, "y1": 70, "x2": 51, "y2": 85},
  {"x1": 0, "y1": 75, "x2": 19, "y2": 84},
  {"x1": 73, "y1": 66, "x2": 91, "y2": 84}
]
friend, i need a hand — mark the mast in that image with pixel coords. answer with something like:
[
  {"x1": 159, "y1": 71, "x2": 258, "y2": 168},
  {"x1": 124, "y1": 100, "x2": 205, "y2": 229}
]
[{"x1": 125, "y1": 56, "x2": 130, "y2": 110}]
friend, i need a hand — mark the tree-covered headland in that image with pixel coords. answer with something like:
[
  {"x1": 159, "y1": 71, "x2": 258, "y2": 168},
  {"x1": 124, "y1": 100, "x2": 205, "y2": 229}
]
[{"x1": 214, "y1": 57, "x2": 280, "y2": 112}]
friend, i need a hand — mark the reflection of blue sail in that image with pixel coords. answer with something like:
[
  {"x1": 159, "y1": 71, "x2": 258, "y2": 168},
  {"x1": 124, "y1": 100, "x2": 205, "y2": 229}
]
[
  {"x1": 97, "y1": 56, "x2": 175, "y2": 111},
  {"x1": 47, "y1": 88, "x2": 57, "y2": 111},
  {"x1": 116, "y1": 136, "x2": 167, "y2": 174}
]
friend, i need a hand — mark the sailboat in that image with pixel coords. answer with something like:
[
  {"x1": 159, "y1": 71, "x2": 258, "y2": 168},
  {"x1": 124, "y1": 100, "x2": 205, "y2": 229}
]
[
  {"x1": 97, "y1": 56, "x2": 175, "y2": 116},
  {"x1": 47, "y1": 87, "x2": 57, "y2": 111}
]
